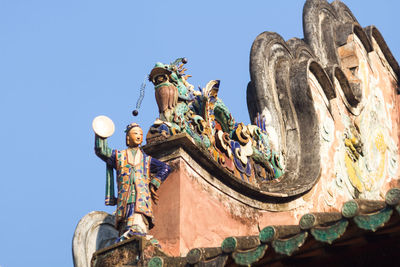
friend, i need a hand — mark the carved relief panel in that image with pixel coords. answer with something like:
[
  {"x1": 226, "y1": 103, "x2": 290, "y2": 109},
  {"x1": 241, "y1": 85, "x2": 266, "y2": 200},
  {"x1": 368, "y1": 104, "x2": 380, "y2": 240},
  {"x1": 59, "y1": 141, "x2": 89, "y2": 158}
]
[{"x1": 247, "y1": 0, "x2": 400, "y2": 206}]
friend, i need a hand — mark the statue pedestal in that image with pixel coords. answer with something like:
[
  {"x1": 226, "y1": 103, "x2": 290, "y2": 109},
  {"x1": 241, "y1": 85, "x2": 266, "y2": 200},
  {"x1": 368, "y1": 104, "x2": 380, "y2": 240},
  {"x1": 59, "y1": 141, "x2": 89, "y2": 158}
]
[{"x1": 144, "y1": 134, "x2": 296, "y2": 257}]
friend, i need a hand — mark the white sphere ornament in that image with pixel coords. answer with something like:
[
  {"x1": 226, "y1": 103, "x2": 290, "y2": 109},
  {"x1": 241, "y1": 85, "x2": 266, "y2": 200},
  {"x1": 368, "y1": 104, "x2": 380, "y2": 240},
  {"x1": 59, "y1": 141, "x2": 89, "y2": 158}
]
[{"x1": 92, "y1": 115, "x2": 115, "y2": 138}]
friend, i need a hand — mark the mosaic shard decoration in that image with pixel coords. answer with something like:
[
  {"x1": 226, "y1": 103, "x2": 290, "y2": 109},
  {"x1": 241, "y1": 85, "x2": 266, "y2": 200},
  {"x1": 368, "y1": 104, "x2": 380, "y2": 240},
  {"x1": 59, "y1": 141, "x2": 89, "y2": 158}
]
[{"x1": 146, "y1": 61, "x2": 284, "y2": 193}]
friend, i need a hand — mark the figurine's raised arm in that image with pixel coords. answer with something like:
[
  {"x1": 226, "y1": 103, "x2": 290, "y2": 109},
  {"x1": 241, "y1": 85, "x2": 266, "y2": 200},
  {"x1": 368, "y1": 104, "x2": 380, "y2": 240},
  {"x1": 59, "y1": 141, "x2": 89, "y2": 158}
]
[
  {"x1": 93, "y1": 116, "x2": 117, "y2": 206},
  {"x1": 94, "y1": 134, "x2": 117, "y2": 206},
  {"x1": 95, "y1": 135, "x2": 113, "y2": 162}
]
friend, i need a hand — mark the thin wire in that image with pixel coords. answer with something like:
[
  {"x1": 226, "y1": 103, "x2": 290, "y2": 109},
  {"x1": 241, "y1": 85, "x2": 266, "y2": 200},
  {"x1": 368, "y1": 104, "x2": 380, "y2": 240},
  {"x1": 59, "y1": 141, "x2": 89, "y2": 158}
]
[
  {"x1": 170, "y1": 57, "x2": 184, "y2": 66},
  {"x1": 135, "y1": 76, "x2": 147, "y2": 110}
]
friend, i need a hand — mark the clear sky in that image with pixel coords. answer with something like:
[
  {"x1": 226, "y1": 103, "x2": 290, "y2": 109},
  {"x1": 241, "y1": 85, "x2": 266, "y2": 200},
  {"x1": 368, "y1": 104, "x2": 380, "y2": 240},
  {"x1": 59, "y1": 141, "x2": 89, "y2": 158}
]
[{"x1": 0, "y1": 1, "x2": 399, "y2": 266}]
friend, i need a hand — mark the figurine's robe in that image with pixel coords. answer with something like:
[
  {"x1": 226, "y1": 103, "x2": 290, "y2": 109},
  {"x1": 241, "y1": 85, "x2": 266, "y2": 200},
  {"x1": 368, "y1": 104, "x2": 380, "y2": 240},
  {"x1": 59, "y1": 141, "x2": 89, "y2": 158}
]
[{"x1": 95, "y1": 136, "x2": 171, "y2": 229}]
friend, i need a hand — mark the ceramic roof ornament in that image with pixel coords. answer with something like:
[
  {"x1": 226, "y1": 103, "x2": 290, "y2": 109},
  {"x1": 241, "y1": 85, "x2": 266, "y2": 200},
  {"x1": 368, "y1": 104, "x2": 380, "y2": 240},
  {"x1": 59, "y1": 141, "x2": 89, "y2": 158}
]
[
  {"x1": 148, "y1": 58, "x2": 196, "y2": 122},
  {"x1": 147, "y1": 58, "x2": 285, "y2": 192},
  {"x1": 93, "y1": 119, "x2": 172, "y2": 244}
]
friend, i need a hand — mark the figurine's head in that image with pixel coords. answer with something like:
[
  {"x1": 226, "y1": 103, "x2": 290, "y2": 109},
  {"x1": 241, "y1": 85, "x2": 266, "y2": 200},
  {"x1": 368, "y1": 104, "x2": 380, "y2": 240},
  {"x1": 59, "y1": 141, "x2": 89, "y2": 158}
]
[{"x1": 125, "y1": 123, "x2": 143, "y2": 147}]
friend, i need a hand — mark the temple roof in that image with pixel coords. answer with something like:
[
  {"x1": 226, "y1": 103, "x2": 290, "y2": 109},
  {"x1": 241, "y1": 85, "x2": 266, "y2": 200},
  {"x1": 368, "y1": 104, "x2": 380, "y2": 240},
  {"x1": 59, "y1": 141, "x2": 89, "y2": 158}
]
[
  {"x1": 90, "y1": 188, "x2": 400, "y2": 267},
  {"x1": 145, "y1": 188, "x2": 400, "y2": 266}
]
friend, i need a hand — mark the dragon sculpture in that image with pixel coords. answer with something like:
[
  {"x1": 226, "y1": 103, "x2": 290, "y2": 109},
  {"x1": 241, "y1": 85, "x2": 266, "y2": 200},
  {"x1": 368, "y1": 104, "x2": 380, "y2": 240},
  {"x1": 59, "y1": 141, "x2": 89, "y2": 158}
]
[{"x1": 146, "y1": 58, "x2": 284, "y2": 186}]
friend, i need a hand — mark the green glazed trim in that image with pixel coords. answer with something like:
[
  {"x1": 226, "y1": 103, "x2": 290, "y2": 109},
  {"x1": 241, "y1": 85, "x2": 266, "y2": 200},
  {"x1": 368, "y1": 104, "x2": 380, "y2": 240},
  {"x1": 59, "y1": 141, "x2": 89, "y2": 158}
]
[
  {"x1": 186, "y1": 248, "x2": 201, "y2": 264},
  {"x1": 213, "y1": 99, "x2": 234, "y2": 134},
  {"x1": 342, "y1": 200, "x2": 359, "y2": 218},
  {"x1": 385, "y1": 188, "x2": 400, "y2": 206},
  {"x1": 299, "y1": 214, "x2": 315, "y2": 229},
  {"x1": 272, "y1": 232, "x2": 308, "y2": 256},
  {"x1": 310, "y1": 219, "x2": 348, "y2": 244},
  {"x1": 148, "y1": 256, "x2": 163, "y2": 267},
  {"x1": 151, "y1": 178, "x2": 161, "y2": 189},
  {"x1": 221, "y1": 237, "x2": 237, "y2": 253},
  {"x1": 259, "y1": 226, "x2": 275, "y2": 243},
  {"x1": 354, "y1": 207, "x2": 393, "y2": 231},
  {"x1": 396, "y1": 205, "x2": 400, "y2": 215},
  {"x1": 232, "y1": 244, "x2": 268, "y2": 266}
]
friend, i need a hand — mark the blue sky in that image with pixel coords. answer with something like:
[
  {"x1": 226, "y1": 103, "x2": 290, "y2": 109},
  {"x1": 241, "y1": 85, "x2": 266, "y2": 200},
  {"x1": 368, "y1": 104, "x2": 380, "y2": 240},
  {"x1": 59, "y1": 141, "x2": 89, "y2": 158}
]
[{"x1": 0, "y1": 1, "x2": 399, "y2": 266}]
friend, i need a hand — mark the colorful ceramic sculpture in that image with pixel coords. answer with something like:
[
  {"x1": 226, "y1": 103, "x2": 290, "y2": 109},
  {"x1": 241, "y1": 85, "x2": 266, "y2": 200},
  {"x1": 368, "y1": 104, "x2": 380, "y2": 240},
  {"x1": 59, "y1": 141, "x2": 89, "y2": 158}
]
[
  {"x1": 146, "y1": 60, "x2": 284, "y2": 188},
  {"x1": 94, "y1": 119, "x2": 171, "y2": 242}
]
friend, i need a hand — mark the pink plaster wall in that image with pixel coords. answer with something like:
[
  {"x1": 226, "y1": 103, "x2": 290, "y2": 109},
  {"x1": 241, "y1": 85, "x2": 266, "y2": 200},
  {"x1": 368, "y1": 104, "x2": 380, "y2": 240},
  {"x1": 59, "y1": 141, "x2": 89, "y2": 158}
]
[{"x1": 150, "y1": 158, "x2": 296, "y2": 256}]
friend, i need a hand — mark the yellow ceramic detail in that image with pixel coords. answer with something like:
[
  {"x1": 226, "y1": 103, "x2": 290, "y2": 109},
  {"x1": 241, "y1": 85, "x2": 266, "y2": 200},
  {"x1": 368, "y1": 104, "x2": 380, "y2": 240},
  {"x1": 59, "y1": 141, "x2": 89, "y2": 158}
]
[
  {"x1": 344, "y1": 153, "x2": 364, "y2": 192},
  {"x1": 372, "y1": 132, "x2": 386, "y2": 184},
  {"x1": 375, "y1": 132, "x2": 386, "y2": 153}
]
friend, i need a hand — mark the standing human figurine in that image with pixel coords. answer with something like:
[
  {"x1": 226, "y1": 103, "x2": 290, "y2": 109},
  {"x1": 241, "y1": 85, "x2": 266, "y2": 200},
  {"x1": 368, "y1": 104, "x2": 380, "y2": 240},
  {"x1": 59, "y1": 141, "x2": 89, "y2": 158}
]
[{"x1": 94, "y1": 120, "x2": 171, "y2": 242}]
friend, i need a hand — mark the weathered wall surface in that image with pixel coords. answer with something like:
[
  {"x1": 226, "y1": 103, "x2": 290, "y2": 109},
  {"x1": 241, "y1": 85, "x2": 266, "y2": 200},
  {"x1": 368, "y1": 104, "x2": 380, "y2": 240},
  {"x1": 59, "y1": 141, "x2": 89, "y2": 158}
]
[
  {"x1": 300, "y1": 33, "x2": 400, "y2": 218},
  {"x1": 149, "y1": 149, "x2": 297, "y2": 257},
  {"x1": 246, "y1": 0, "x2": 400, "y2": 213}
]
